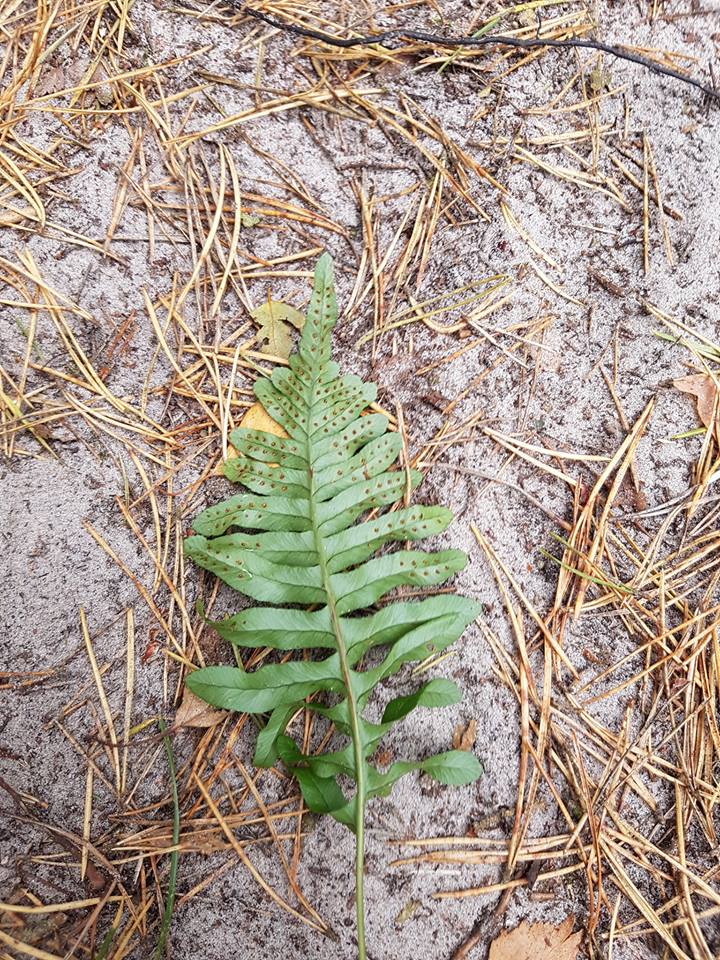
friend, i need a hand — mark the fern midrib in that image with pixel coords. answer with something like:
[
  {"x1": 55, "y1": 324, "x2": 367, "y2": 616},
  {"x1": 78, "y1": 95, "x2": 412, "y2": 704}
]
[{"x1": 305, "y1": 369, "x2": 367, "y2": 957}]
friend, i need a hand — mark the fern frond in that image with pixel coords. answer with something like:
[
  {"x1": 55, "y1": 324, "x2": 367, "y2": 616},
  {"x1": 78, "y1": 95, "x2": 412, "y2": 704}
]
[{"x1": 185, "y1": 254, "x2": 481, "y2": 954}]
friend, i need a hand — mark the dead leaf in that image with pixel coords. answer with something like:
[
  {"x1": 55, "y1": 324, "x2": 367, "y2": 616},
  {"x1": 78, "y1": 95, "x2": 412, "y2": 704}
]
[
  {"x1": 238, "y1": 401, "x2": 286, "y2": 438},
  {"x1": 34, "y1": 59, "x2": 87, "y2": 97},
  {"x1": 673, "y1": 373, "x2": 718, "y2": 429},
  {"x1": 470, "y1": 805, "x2": 513, "y2": 833},
  {"x1": 91, "y1": 66, "x2": 113, "y2": 106},
  {"x1": 251, "y1": 299, "x2": 304, "y2": 358},
  {"x1": 452, "y1": 718, "x2": 477, "y2": 752},
  {"x1": 215, "y1": 401, "x2": 286, "y2": 474},
  {"x1": 34, "y1": 65, "x2": 66, "y2": 97},
  {"x1": 0, "y1": 207, "x2": 33, "y2": 226},
  {"x1": 176, "y1": 688, "x2": 227, "y2": 729},
  {"x1": 395, "y1": 899, "x2": 421, "y2": 925},
  {"x1": 489, "y1": 918, "x2": 582, "y2": 960},
  {"x1": 589, "y1": 64, "x2": 612, "y2": 95}
]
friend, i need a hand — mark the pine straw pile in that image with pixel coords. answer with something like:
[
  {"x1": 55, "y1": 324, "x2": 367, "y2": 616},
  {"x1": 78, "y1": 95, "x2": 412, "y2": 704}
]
[
  {"x1": 400, "y1": 335, "x2": 720, "y2": 959},
  {"x1": 1, "y1": 1, "x2": 719, "y2": 958}
]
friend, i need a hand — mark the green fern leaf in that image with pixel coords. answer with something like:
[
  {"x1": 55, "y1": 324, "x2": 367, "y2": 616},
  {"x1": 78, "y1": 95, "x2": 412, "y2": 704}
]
[{"x1": 185, "y1": 254, "x2": 481, "y2": 956}]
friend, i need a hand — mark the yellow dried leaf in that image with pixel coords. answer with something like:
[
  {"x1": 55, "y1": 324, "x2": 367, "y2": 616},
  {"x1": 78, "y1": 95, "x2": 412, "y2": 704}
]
[
  {"x1": 673, "y1": 373, "x2": 718, "y2": 429},
  {"x1": 215, "y1": 401, "x2": 286, "y2": 474},
  {"x1": 251, "y1": 299, "x2": 305, "y2": 358},
  {"x1": 395, "y1": 899, "x2": 421, "y2": 925},
  {"x1": 239, "y1": 401, "x2": 287, "y2": 437},
  {"x1": 489, "y1": 918, "x2": 582, "y2": 960},
  {"x1": 175, "y1": 688, "x2": 227, "y2": 729}
]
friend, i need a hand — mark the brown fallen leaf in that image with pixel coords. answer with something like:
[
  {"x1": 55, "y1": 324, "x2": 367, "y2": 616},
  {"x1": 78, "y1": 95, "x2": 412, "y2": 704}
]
[
  {"x1": 489, "y1": 917, "x2": 582, "y2": 960},
  {"x1": 673, "y1": 373, "x2": 718, "y2": 429},
  {"x1": 175, "y1": 689, "x2": 227, "y2": 729},
  {"x1": 452, "y1": 718, "x2": 477, "y2": 752},
  {"x1": 34, "y1": 60, "x2": 86, "y2": 97},
  {"x1": 34, "y1": 65, "x2": 66, "y2": 97},
  {"x1": 91, "y1": 66, "x2": 113, "y2": 107}
]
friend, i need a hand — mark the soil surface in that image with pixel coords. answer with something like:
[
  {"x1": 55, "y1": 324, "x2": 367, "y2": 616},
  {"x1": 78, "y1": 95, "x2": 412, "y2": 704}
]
[{"x1": 1, "y1": 2, "x2": 719, "y2": 959}]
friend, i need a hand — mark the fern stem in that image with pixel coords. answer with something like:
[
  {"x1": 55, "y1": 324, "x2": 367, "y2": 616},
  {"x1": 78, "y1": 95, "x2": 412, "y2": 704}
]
[
  {"x1": 322, "y1": 562, "x2": 367, "y2": 957},
  {"x1": 307, "y1": 458, "x2": 367, "y2": 958},
  {"x1": 354, "y1": 812, "x2": 366, "y2": 960}
]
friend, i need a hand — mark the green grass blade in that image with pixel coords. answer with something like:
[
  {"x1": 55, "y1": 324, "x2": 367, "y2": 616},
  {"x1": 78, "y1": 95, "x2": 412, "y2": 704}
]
[{"x1": 154, "y1": 719, "x2": 179, "y2": 960}]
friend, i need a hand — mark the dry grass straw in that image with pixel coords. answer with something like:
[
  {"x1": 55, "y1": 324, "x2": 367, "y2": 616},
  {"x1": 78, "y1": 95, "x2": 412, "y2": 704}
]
[
  {"x1": 1, "y1": 0, "x2": 711, "y2": 955},
  {"x1": 0, "y1": 2, "x2": 347, "y2": 952},
  {"x1": 395, "y1": 340, "x2": 720, "y2": 956}
]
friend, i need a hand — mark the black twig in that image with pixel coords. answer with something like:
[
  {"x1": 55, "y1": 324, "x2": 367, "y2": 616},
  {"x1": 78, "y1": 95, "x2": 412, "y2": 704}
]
[{"x1": 230, "y1": 3, "x2": 719, "y2": 103}]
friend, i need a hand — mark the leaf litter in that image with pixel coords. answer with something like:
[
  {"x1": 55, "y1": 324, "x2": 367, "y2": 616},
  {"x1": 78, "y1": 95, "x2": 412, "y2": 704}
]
[
  {"x1": 673, "y1": 373, "x2": 719, "y2": 430},
  {"x1": 251, "y1": 298, "x2": 306, "y2": 358},
  {"x1": 174, "y1": 689, "x2": 227, "y2": 730},
  {"x1": 0, "y1": 0, "x2": 719, "y2": 958},
  {"x1": 489, "y1": 917, "x2": 582, "y2": 960}
]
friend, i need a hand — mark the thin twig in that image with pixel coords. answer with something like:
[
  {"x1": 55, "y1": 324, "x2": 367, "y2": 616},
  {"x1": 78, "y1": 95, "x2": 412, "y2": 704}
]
[{"x1": 228, "y1": 4, "x2": 720, "y2": 102}]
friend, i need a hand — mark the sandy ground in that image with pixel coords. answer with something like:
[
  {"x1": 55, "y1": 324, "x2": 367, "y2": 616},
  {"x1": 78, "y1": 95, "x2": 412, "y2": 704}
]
[{"x1": 1, "y1": 1, "x2": 720, "y2": 958}]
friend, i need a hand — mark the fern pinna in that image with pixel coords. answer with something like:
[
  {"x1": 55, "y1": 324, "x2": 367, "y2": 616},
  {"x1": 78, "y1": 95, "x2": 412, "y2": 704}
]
[{"x1": 184, "y1": 254, "x2": 481, "y2": 958}]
